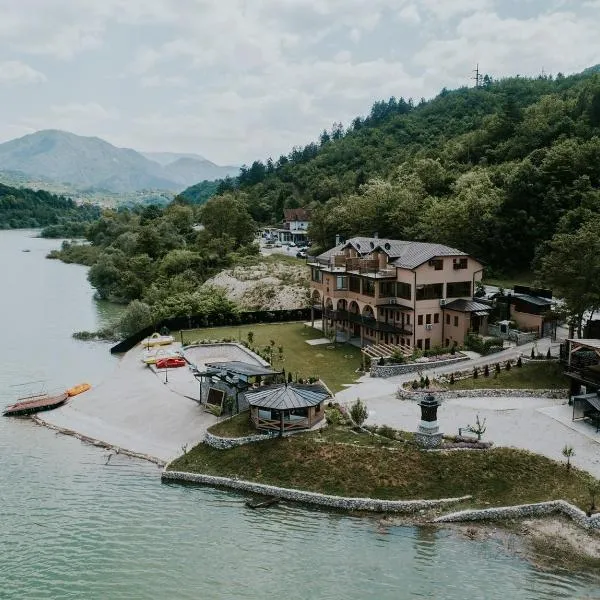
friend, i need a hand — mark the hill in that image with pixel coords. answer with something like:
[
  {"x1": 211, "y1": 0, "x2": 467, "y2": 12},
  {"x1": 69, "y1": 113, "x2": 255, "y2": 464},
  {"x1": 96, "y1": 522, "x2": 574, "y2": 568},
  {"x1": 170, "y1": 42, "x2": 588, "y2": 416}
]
[
  {"x1": 0, "y1": 182, "x2": 100, "y2": 230},
  {"x1": 213, "y1": 70, "x2": 600, "y2": 274},
  {"x1": 0, "y1": 130, "x2": 238, "y2": 194}
]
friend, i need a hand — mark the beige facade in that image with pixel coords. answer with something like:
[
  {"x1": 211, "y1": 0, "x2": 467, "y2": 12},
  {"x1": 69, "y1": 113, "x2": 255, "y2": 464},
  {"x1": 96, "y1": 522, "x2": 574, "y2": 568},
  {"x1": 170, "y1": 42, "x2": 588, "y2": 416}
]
[{"x1": 309, "y1": 237, "x2": 486, "y2": 349}]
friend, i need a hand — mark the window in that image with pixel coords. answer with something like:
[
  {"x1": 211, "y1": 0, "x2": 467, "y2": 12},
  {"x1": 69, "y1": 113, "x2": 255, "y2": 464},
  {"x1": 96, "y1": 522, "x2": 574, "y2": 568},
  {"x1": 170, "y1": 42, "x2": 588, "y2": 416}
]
[
  {"x1": 379, "y1": 281, "x2": 395, "y2": 297},
  {"x1": 454, "y1": 257, "x2": 468, "y2": 270},
  {"x1": 446, "y1": 281, "x2": 472, "y2": 298},
  {"x1": 429, "y1": 258, "x2": 443, "y2": 270},
  {"x1": 453, "y1": 316, "x2": 459, "y2": 327},
  {"x1": 406, "y1": 314, "x2": 410, "y2": 325},
  {"x1": 418, "y1": 315, "x2": 423, "y2": 325},
  {"x1": 311, "y1": 268, "x2": 322, "y2": 283},
  {"x1": 363, "y1": 279, "x2": 375, "y2": 297},
  {"x1": 425, "y1": 338, "x2": 431, "y2": 350},
  {"x1": 416, "y1": 283, "x2": 443, "y2": 301},
  {"x1": 335, "y1": 276, "x2": 348, "y2": 290},
  {"x1": 349, "y1": 275, "x2": 361, "y2": 293},
  {"x1": 446, "y1": 313, "x2": 450, "y2": 325},
  {"x1": 425, "y1": 314, "x2": 431, "y2": 325},
  {"x1": 434, "y1": 313, "x2": 439, "y2": 324},
  {"x1": 417, "y1": 339, "x2": 423, "y2": 349},
  {"x1": 396, "y1": 282, "x2": 411, "y2": 300}
]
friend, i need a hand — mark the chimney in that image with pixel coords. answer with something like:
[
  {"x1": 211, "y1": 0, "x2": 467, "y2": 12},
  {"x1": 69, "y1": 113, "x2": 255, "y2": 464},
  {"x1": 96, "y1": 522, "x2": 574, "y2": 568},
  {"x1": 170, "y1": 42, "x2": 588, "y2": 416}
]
[
  {"x1": 335, "y1": 234, "x2": 341, "y2": 246},
  {"x1": 373, "y1": 232, "x2": 378, "y2": 239}
]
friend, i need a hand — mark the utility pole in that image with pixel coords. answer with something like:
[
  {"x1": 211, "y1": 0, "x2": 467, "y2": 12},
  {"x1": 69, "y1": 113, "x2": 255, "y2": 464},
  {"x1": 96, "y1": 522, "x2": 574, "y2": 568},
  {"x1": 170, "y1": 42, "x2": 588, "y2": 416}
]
[{"x1": 472, "y1": 63, "x2": 482, "y2": 88}]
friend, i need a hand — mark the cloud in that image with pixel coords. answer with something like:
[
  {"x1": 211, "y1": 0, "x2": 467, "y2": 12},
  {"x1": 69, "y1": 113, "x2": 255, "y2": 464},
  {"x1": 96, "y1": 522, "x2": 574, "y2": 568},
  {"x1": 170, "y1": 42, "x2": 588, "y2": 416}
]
[
  {"x1": 50, "y1": 102, "x2": 118, "y2": 120},
  {"x1": 0, "y1": 60, "x2": 46, "y2": 85}
]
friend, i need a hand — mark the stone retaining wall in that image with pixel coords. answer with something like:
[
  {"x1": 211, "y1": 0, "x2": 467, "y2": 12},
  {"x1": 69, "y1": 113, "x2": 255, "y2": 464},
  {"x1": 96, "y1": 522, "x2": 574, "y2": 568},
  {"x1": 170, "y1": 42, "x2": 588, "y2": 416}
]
[
  {"x1": 162, "y1": 470, "x2": 471, "y2": 512},
  {"x1": 434, "y1": 500, "x2": 600, "y2": 530},
  {"x1": 396, "y1": 388, "x2": 568, "y2": 401},
  {"x1": 371, "y1": 355, "x2": 469, "y2": 378},
  {"x1": 204, "y1": 431, "x2": 272, "y2": 449}
]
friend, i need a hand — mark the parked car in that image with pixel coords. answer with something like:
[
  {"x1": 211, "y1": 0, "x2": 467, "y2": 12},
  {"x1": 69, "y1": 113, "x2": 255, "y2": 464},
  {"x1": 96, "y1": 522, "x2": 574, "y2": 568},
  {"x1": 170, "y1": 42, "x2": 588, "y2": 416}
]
[
  {"x1": 296, "y1": 250, "x2": 307, "y2": 259},
  {"x1": 156, "y1": 357, "x2": 186, "y2": 369},
  {"x1": 288, "y1": 241, "x2": 296, "y2": 247}
]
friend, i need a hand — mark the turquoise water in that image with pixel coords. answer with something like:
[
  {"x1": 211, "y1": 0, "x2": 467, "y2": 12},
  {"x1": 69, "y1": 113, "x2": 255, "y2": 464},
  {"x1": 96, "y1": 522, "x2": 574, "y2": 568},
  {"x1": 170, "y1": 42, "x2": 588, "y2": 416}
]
[{"x1": 0, "y1": 229, "x2": 598, "y2": 599}]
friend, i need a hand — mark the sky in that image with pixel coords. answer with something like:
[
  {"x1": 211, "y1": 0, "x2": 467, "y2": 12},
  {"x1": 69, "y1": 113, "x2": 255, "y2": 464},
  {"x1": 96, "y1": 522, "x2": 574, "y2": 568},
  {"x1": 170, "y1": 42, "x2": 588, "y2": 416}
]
[{"x1": 1, "y1": 0, "x2": 600, "y2": 165}]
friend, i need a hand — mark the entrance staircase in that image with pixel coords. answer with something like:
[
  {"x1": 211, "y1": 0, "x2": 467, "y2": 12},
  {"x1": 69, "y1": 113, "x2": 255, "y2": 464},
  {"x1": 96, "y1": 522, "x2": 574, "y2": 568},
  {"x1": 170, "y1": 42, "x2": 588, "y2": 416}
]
[{"x1": 362, "y1": 343, "x2": 412, "y2": 360}]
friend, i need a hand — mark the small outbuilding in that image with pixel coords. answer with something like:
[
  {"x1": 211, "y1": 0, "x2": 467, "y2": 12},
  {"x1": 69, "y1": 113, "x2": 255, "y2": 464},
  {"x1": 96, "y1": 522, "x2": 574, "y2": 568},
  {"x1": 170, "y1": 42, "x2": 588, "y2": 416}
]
[{"x1": 244, "y1": 383, "x2": 330, "y2": 436}]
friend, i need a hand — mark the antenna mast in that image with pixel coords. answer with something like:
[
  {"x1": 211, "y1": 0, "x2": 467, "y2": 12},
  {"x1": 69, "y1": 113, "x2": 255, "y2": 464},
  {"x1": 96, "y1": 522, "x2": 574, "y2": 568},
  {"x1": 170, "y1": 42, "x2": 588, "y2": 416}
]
[{"x1": 472, "y1": 63, "x2": 483, "y2": 88}]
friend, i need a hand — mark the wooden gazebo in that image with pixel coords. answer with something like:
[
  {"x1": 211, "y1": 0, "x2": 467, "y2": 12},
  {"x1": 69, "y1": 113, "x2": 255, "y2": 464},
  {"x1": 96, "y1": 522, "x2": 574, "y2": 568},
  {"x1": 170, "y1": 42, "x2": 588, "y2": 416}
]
[{"x1": 245, "y1": 383, "x2": 330, "y2": 436}]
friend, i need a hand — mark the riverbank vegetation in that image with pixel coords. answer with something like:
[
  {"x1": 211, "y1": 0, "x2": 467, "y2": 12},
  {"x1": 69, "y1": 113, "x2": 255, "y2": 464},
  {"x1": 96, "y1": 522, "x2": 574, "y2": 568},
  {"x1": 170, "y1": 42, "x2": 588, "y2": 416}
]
[
  {"x1": 181, "y1": 322, "x2": 361, "y2": 392},
  {"x1": 450, "y1": 361, "x2": 569, "y2": 390},
  {"x1": 0, "y1": 183, "x2": 100, "y2": 230},
  {"x1": 170, "y1": 426, "x2": 599, "y2": 510}
]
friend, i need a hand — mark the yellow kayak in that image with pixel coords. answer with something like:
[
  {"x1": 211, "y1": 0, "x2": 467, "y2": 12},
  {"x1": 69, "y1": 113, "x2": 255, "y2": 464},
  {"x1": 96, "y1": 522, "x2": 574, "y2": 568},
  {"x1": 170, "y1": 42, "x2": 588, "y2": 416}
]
[
  {"x1": 67, "y1": 383, "x2": 91, "y2": 397},
  {"x1": 140, "y1": 332, "x2": 175, "y2": 347}
]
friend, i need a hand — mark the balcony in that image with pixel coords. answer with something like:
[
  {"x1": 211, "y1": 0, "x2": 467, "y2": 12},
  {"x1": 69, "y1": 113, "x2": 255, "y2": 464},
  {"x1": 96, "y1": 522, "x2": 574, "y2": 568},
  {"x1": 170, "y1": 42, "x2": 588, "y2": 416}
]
[
  {"x1": 309, "y1": 254, "x2": 396, "y2": 278},
  {"x1": 323, "y1": 309, "x2": 412, "y2": 335}
]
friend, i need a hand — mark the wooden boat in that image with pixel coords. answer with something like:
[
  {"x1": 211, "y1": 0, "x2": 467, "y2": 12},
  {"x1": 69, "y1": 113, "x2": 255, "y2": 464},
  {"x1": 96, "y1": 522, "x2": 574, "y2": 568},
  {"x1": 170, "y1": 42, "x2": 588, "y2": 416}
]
[
  {"x1": 3, "y1": 392, "x2": 68, "y2": 417},
  {"x1": 245, "y1": 496, "x2": 280, "y2": 509},
  {"x1": 67, "y1": 383, "x2": 91, "y2": 397}
]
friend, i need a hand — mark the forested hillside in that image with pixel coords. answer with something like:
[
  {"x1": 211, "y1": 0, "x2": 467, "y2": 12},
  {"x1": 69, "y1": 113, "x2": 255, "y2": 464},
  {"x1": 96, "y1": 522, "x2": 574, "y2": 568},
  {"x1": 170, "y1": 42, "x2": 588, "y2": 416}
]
[
  {"x1": 209, "y1": 71, "x2": 600, "y2": 276},
  {"x1": 0, "y1": 183, "x2": 100, "y2": 230}
]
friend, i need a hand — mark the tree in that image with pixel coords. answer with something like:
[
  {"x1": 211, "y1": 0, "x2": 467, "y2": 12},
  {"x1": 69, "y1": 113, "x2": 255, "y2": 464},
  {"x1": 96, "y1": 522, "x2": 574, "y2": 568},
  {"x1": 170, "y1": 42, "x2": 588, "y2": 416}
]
[
  {"x1": 467, "y1": 414, "x2": 487, "y2": 441},
  {"x1": 200, "y1": 193, "x2": 257, "y2": 249},
  {"x1": 349, "y1": 398, "x2": 369, "y2": 428},
  {"x1": 116, "y1": 300, "x2": 154, "y2": 338},
  {"x1": 537, "y1": 216, "x2": 600, "y2": 337},
  {"x1": 562, "y1": 444, "x2": 575, "y2": 471}
]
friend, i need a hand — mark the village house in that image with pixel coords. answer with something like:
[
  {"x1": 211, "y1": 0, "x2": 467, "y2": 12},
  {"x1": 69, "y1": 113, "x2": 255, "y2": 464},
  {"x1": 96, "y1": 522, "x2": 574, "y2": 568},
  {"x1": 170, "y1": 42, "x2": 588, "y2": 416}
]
[
  {"x1": 266, "y1": 208, "x2": 312, "y2": 245},
  {"x1": 308, "y1": 236, "x2": 488, "y2": 350}
]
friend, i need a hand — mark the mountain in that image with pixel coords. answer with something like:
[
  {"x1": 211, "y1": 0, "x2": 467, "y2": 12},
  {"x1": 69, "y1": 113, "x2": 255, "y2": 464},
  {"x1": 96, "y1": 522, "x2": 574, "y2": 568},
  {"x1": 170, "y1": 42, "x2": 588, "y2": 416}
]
[
  {"x1": 0, "y1": 130, "x2": 238, "y2": 193},
  {"x1": 141, "y1": 151, "x2": 208, "y2": 165}
]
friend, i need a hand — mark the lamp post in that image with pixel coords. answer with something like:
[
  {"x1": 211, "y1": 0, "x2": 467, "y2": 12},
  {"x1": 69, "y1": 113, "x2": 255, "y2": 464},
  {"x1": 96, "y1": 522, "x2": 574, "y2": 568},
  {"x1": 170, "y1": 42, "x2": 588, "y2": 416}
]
[{"x1": 415, "y1": 392, "x2": 442, "y2": 448}]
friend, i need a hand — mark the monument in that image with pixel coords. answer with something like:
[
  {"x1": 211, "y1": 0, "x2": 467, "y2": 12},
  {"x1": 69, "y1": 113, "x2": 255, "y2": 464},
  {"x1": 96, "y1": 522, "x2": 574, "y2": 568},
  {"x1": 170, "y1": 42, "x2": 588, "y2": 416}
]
[{"x1": 415, "y1": 392, "x2": 443, "y2": 448}]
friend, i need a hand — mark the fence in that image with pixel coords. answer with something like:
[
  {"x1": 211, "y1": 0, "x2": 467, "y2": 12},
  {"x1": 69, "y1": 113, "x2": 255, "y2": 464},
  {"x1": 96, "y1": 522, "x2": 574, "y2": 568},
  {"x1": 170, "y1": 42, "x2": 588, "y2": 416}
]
[
  {"x1": 110, "y1": 308, "x2": 312, "y2": 354},
  {"x1": 488, "y1": 323, "x2": 538, "y2": 345}
]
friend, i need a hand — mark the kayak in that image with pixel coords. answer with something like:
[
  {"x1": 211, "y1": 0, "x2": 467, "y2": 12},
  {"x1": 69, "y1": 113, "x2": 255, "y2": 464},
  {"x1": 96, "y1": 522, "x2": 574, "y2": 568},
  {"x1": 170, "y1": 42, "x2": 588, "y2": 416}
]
[
  {"x1": 67, "y1": 383, "x2": 91, "y2": 397},
  {"x1": 156, "y1": 357, "x2": 186, "y2": 369},
  {"x1": 140, "y1": 333, "x2": 175, "y2": 347}
]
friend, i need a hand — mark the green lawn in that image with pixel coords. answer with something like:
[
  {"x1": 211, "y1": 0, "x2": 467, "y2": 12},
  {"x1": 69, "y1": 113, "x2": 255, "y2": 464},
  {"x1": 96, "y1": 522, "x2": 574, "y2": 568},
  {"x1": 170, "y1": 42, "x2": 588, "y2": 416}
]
[
  {"x1": 180, "y1": 322, "x2": 361, "y2": 393},
  {"x1": 169, "y1": 426, "x2": 598, "y2": 509},
  {"x1": 451, "y1": 361, "x2": 569, "y2": 390},
  {"x1": 208, "y1": 412, "x2": 255, "y2": 438},
  {"x1": 482, "y1": 271, "x2": 534, "y2": 289}
]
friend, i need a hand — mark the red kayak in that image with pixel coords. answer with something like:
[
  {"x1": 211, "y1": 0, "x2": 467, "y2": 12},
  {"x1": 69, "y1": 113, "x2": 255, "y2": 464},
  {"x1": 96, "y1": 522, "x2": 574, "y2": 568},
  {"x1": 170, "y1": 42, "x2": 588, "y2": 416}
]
[
  {"x1": 156, "y1": 357, "x2": 186, "y2": 369},
  {"x1": 3, "y1": 392, "x2": 68, "y2": 417}
]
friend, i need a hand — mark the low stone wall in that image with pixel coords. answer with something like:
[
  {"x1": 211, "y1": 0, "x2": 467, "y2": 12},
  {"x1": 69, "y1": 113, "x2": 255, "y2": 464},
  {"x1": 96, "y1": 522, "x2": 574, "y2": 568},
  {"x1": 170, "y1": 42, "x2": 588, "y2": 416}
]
[
  {"x1": 371, "y1": 355, "x2": 469, "y2": 378},
  {"x1": 396, "y1": 388, "x2": 568, "y2": 401},
  {"x1": 163, "y1": 470, "x2": 471, "y2": 513},
  {"x1": 434, "y1": 500, "x2": 600, "y2": 530},
  {"x1": 204, "y1": 431, "x2": 271, "y2": 449}
]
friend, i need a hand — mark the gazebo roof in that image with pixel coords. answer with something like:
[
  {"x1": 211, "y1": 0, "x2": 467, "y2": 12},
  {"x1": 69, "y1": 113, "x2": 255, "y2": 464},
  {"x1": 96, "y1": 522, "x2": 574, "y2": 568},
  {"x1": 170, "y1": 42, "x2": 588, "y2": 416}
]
[{"x1": 245, "y1": 383, "x2": 330, "y2": 410}]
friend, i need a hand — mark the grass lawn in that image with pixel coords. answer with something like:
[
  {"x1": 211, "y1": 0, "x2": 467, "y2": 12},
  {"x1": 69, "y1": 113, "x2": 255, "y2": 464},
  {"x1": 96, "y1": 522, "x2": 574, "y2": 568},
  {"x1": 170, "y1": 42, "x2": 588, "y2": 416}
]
[
  {"x1": 169, "y1": 426, "x2": 598, "y2": 509},
  {"x1": 180, "y1": 322, "x2": 361, "y2": 393},
  {"x1": 482, "y1": 271, "x2": 534, "y2": 289},
  {"x1": 208, "y1": 412, "x2": 255, "y2": 438},
  {"x1": 451, "y1": 361, "x2": 569, "y2": 390}
]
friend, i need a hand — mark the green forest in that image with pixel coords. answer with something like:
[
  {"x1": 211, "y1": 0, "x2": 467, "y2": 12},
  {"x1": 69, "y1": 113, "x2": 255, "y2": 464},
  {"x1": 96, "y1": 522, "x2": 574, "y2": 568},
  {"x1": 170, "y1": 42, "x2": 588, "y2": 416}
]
[
  {"x1": 47, "y1": 68, "x2": 600, "y2": 336},
  {"x1": 0, "y1": 183, "x2": 100, "y2": 230}
]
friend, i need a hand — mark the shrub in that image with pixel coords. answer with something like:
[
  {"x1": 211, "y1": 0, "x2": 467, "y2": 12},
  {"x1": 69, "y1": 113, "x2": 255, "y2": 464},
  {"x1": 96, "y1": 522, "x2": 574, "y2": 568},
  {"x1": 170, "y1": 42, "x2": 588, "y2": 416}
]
[
  {"x1": 495, "y1": 363, "x2": 501, "y2": 374},
  {"x1": 546, "y1": 348, "x2": 551, "y2": 359},
  {"x1": 517, "y1": 356, "x2": 523, "y2": 368},
  {"x1": 287, "y1": 372, "x2": 293, "y2": 383},
  {"x1": 420, "y1": 376, "x2": 426, "y2": 388},
  {"x1": 473, "y1": 367, "x2": 479, "y2": 379},
  {"x1": 449, "y1": 373, "x2": 455, "y2": 385},
  {"x1": 450, "y1": 344, "x2": 456, "y2": 355},
  {"x1": 247, "y1": 331, "x2": 254, "y2": 345},
  {"x1": 505, "y1": 360, "x2": 512, "y2": 371},
  {"x1": 378, "y1": 357, "x2": 385, "y2": 366},
  {"x1": 377, "y1": 425, "x2": 396, "y2": 440},
  {"x1": 349, "y1": 398, "x2": 369, "y2": 428},
  {"x1": 411, "y1": 380, "x2": 419, "y2": 390},
  {"x1": 425, "y1": 375, "x2": 430, "y2": 388},
  {"x1": 325, "y1": 407, "x2": 342, "y2": 426},
  {"x1": 531, "y1": 347, "x2": 535, "y2": 359},
  {"x1": 483, "y1": 364, "x2": 490, "y2": 377}
]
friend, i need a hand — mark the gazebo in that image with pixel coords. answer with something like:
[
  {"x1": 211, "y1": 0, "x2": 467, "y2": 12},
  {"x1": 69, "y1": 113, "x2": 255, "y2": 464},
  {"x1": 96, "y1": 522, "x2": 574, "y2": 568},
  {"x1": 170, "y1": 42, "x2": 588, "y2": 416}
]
[{"x1": 244, "y1": 383, "x2": 330, "y2": 436}]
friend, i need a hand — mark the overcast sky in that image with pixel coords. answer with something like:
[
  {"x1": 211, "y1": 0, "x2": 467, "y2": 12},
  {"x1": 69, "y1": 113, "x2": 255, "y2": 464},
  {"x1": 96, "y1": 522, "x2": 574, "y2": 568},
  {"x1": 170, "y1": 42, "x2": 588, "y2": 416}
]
[{"x1": 1, "y1": 0, "x2": 599, "y2": 165}]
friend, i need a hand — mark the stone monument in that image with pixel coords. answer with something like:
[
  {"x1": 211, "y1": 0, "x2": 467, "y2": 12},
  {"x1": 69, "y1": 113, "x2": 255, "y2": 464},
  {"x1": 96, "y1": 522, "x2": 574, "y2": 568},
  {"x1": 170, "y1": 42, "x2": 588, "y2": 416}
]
[{"x1": 415, "y1": 392, "x2": 443, "y2": 448}]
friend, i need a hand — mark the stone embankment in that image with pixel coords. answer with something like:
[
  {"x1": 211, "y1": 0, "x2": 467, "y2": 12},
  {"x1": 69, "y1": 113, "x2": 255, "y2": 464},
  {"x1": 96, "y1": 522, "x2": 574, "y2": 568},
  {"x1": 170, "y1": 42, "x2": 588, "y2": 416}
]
[
  {"x1": 204, "y1": 430, "x2": 291, "y2": 450},
  {"x1": 162, "y1": 470, "x2": 471, "y2": 512},
  {"x1": 434, "y1": 500, "x2": 600, "y2": 530},
  {"x1": 396, "y1": 388, "x2": 568, "y2": 401}
]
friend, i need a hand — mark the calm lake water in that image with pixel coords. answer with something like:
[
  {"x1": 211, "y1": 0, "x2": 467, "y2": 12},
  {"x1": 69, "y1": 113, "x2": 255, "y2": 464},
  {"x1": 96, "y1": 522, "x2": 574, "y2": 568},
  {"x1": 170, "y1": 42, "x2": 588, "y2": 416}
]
[{"x1": 0, "y1": 229, "x2": 598, "y2": 599}]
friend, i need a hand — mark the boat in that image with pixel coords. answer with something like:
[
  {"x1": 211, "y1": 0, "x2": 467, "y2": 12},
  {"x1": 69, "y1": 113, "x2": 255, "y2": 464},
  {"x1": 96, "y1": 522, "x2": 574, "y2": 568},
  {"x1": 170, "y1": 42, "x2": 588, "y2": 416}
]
[
  {"x1": 141, "y1": 348, "x2": 182, "y2": 365},
  {"x1": 3, "y1": 392, "x2": 68, "y2": 417},
  {"x1": 245, "y1": 496, "x2": 280, "y2": 509},
  {"x1": 156, "y1": 357, "x2": 186, "y2": 369},
  {"x1": 140, "y1": 333, "x2": 175, "y2": 348},
  {"x1": 67, "y1": 383, "x2": 91, "y2": 397}
]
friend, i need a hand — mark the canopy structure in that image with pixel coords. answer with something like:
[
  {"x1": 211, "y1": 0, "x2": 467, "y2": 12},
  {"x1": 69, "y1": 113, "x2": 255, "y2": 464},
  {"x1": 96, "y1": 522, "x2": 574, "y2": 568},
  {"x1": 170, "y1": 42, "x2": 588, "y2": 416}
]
[{"x1": 245, "y1": 383, "x2": 331, "y2": 435}]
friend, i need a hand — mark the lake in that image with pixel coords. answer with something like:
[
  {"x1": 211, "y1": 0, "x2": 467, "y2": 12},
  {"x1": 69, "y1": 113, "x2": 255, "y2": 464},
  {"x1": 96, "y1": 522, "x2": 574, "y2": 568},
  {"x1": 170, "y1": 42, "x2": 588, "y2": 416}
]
[{"x1": 0, "y1": 229, "x2": 597, "y2": 599}]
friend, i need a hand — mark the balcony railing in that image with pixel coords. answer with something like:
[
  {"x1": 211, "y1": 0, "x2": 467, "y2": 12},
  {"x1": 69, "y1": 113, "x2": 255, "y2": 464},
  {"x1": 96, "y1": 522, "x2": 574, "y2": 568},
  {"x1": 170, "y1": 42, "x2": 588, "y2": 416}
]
[
  {"x1": 308, "y1": 254, "x2": 396, "y2": 277},
  {"x1": 323, "y1": 309, "x2": 412, "y2": 335}
]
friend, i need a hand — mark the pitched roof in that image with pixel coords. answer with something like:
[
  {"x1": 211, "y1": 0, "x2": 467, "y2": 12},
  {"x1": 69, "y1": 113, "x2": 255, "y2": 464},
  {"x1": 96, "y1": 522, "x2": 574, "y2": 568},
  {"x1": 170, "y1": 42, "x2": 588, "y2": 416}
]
[
  {"x1": 316, "y1": 236, "x2": 471, "y2": 269},
  {"x1": 443, "y1": 299, "x2": 491, "y2": 313},
  {"x1": 283, "y1": 208, "x2": 311, "y2": 222},
  {"x1": 244, "y1": 383, "x2": 330, "y2": 410},
  {"x1": 512, "y1": 293, "x2": 553, "y2": 307}
]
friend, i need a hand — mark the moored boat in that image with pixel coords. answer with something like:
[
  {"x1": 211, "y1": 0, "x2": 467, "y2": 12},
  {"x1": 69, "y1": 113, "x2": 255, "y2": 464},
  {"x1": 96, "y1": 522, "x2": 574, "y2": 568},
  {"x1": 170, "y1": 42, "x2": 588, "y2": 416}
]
[
  {"x1": 67, "y1": 382, "x2": 91, "y2": 397},
  {"x1": 140, "y1": 332, "x2": 175, "y2": 348},
  {"x1": 3, "y1": 392, "x2": 69, "y2": 417}
]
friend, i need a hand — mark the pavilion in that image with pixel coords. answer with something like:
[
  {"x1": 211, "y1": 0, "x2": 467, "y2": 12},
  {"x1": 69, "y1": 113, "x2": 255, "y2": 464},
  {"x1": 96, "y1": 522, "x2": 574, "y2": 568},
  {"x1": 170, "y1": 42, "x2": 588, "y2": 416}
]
[{"x1": 244, "y1": 383, "x2": 330, "y2": 436}]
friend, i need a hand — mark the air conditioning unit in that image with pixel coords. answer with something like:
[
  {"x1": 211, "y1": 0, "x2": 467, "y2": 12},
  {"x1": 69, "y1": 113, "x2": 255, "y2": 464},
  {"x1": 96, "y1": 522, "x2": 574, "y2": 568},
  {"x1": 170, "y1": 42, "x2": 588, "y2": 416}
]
[
  {"x1": 425, "y1": 324, "x2": 432, "y2": 331},
  {"x1": 440, "y1": 299, "x2": 447, "y2": 307}
]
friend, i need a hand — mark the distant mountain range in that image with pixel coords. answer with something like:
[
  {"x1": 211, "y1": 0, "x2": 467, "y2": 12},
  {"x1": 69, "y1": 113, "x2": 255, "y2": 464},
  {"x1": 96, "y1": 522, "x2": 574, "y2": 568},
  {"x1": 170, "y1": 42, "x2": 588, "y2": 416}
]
[{"x1": 0, "y1": 130, "x2": 239, "y2": 194}]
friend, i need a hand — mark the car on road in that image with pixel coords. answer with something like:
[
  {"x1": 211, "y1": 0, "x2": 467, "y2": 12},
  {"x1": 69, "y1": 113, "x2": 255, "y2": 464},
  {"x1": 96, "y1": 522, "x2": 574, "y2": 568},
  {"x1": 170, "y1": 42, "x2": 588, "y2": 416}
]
[{"x1": 296, "y1": 250, "x2": 307, "y2": 259}]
